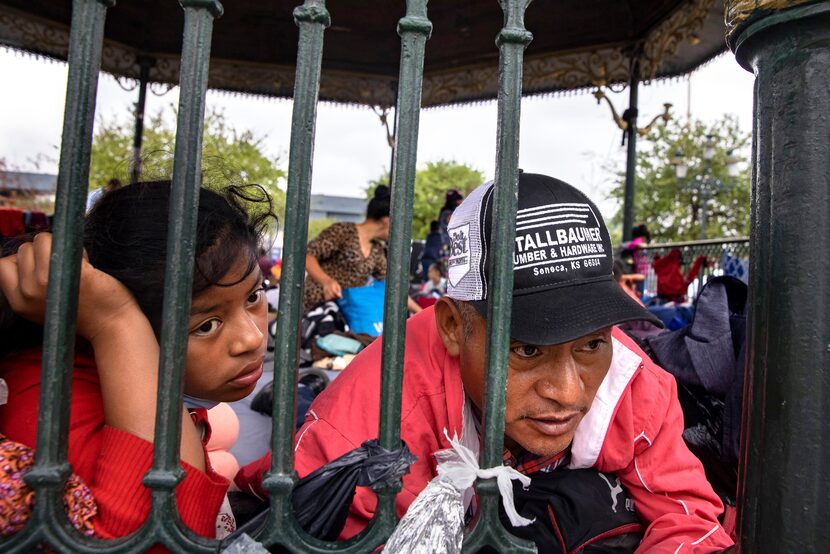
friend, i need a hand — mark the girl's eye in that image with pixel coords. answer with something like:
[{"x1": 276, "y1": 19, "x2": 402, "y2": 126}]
[
  {"x1": 512, "y1": 344, "x2": 540, "y2": 358},
  {"x1": 192, "y1": 319, "x2": 221, "y2": 336},
  {"x1": 247, "y1": 287, "x2": 265, "y2": 304}
]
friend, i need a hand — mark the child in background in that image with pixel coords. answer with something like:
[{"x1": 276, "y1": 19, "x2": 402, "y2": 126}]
[
  {"x1": 421, "y1": 261, "x2": 447, "y2": 298},
  {"x1": 0, "y1": 181, "x2": 275, "y2": 541},
  {"x1": 414, "y1": 261, "x2": 447, "y2": 309}
]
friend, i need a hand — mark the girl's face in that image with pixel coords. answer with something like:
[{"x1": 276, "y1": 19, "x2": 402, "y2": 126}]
[{"x1": 183, "y1": 255, "x2": 268, "y2": 402}]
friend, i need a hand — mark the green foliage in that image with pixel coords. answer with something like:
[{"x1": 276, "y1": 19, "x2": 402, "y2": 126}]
[
  {"x1": 608, "y1": 116, "x2": 751, "y2": 242},
  {"x1": 308, "y1": 217, "x2": 337, "y2": 241},
  {"x1": 89, "y1": 105, "x2": 286, "y2": 217},
  {"x1": 369, "y1": 160, "x2": 485, "y2": 240}
]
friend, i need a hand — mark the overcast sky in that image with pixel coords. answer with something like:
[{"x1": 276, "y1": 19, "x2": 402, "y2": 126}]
[{"x1": 0, "y1": 47, "x2": 754, "y2": 220}]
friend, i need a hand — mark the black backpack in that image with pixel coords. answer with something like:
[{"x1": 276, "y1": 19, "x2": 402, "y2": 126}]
[{"x1": 489, "y1": 469, "x2": 644, "y2": 554}]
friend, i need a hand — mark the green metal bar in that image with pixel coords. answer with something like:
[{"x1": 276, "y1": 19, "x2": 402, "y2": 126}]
[
  {"x1": 130, "y1": 56, "x2": 153, "y2": 184},
  {"x1": 140, "y1": 1, "x2": 224, "y2": 551},
  {"x1": 373, "y1": 0, "x2": 432, "y2": 538},
  {"x1": 462, "y1": 0, "x2": 536, "y2": 552},
  {"x1": 621, "y1": 62, "x2": 639, "y2": 243},
  {"x1": 259, "y1": 1, "x2": 331, "y2": 549},
  {"x1": 1, "y1": 1, "x2": 114, "y2": 552},
  {"x1": 729, "y1": 2, "x2": 830, "y2": 551},
  {"x1": 259, "y1": 3, "x2": 434, "y2": 552}
]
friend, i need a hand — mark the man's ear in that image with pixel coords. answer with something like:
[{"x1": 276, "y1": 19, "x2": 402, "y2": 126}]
[{"x1": 434, "y1": 297, "x2": 463, "y2": 357}]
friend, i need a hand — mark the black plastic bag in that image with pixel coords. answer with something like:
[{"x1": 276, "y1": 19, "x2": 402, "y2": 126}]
[
  {"x1": 293, "y1": 439, "x2": 415, "y2": 540},
  {"x1": 229, "y1": 440, "x2": 416, "y2": 544}
]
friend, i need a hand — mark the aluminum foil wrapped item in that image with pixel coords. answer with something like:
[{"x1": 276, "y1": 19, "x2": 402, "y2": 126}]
[
  {"x1": 382, "y1": 478, "x2": 465, "y2": 554},
  {"x1": 383, "y1": 430, "x2": 534, "y2": 553}
]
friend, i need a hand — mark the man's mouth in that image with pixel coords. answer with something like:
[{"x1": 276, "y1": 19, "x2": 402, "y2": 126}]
[
  {"x1": 228, "y1": 358, "x2": 264, "y2": 388},
  {"x1": 525, "y1": 412, "x2": 581, "y2": 437}
]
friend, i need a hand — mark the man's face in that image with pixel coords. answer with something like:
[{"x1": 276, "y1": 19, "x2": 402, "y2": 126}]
[{"x1": 435, "y1": 299, "x2": 613, "y2": 457}]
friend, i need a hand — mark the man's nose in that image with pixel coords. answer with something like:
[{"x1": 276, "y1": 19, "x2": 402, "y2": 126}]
[{"x1": 535, "y1": 357, "x2": 584, "y2": 408}]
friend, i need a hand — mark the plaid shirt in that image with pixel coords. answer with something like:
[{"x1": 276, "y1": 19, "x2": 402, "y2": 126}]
[{"x1": 503, "y1": 447, "x2": 570, "y2": 474}]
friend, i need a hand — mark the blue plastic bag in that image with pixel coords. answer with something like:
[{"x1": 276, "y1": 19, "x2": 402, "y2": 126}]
[{"x1": 336, "y1": 279, "x2": 386, "y2": 336}]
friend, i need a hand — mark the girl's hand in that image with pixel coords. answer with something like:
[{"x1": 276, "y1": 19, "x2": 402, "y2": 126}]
[{"x1": 0, "y1": 233, "x2": 140, "y2": 342}]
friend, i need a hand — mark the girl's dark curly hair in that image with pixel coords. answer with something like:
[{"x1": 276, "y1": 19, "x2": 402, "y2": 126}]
[{"x1": 0, "y1": 180, "x2": 278, "y2": 354}]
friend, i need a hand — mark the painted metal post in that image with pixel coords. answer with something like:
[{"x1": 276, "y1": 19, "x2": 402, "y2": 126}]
[
  {"x1": 622, "y1": 63, "x2": 640, "y2": 243},
  {"x1": 259, "y1": 1, "x2": 330, "y2": 549},
  {"x1": 726, "y1": 1, "x2": 830, "y2": 551},
  {"x1": 462, "y1": 1, "x2": 536, "y2": 551},
  {"x1": 141, "y1": 1, "x2": 223, "y2": 551},
  {"x1": 0, "y1": 1, "x2": 114, "y2": 552},
  {"x1": 376, "y1": 0, "x2": 431, "y2": 532},
  {"x1": 130, "y1": 56, "x2": 153, "y2": 184},
  {"x1": 699, "y1": 189, "x2": 708, "y2": 241}
]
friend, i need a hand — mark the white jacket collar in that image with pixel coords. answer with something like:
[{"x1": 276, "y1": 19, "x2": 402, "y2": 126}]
[{"x1": 569, "y1": 336, "x2": 643, "y2": 469}]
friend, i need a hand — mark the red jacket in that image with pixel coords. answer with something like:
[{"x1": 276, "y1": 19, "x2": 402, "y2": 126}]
[
  {"x1": 236, "y1": 307, "x2": 733, "y2": 552},
  {"x1": 0, "y1": 347, "x2": 229, "y2": 541}
]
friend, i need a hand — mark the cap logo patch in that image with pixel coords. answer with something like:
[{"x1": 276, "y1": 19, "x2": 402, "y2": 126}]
[
  {"x1": 513, "y1": 203, "x2": 606, "y2": 278},
  {"x1": 447, "y1": 223, "x2": 471, "y2": 286}
]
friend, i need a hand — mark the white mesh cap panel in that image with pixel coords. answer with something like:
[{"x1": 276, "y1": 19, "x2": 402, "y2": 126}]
[{"x1": 446, "y1": 181, "x2": 493, "y2": 301}]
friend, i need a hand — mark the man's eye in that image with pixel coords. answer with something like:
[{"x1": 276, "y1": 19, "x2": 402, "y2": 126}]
[
  {"x1": 582, "y1": 338, "x2": 606, "y2": 351},
  {"x1": 193, "y1": 319, "x2": 220, "y2": 336},
  {"x1": 512, "y1": 345, "x2": 540, "y2": 358}
]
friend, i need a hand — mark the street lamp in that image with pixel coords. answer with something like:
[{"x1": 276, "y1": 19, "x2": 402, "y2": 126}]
[{"x1": 672, "y1": 135, "x2": 741, "y2": 240}]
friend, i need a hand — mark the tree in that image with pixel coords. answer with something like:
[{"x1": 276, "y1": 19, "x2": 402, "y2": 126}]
[
  {"x1": 369, "y1": 160, "x2": 485, "y2": 240},
  {"x1": 608, "y1": 116, "x2": 751, "y2": 242},
  {"x1": 308, "y1": 217, "x2": 337, "y2": 241},
  {"x1": 89, "y1": 106, "x2": 286, "y2": 217}
]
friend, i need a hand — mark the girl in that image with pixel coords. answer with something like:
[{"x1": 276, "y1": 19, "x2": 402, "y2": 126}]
[{"x1": 0, "y1": 180, "x2": 275, "y2": 541}]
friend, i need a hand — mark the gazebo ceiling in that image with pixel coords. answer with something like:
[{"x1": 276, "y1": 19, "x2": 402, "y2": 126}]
[{"x1": 0, "y1": 0, "x2": 725, "y2": 107}]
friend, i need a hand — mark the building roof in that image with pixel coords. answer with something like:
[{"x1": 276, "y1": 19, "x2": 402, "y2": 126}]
[
  {"x1": 0, "y1": 0, "x2": 726, "y2": 107},
  {"x1": 0, "y1": 171, "x2": 57, "y2": 193}
]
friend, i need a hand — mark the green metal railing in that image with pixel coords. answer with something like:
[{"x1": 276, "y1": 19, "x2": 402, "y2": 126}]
[
  {"x1": 639, "y1": 237, "x2": 750, "y2": 299},
  {"x1": 2, "y1": 0, "x2": 538, "y2": 551},
  {"x1": 9, "y1": 0, "x2": 829, "y2": 551}
]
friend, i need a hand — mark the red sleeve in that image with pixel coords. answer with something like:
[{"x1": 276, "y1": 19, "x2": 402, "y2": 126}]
[
  {"x1": 234, "y1": 451, "x2": 271, "y2": 501},
  {"x1": 0, "y1": 349, "x2": 229, "y2": 539},
  {"x1": 92, "y1": 426, "x2": 228, "y2": 538},
  {"x1": 619, "y1": 376, "x2": 734, "y2": 553}
]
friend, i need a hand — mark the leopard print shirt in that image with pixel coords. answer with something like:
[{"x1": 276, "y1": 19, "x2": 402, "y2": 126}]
[{"x1": 304, "y1": 222, "x2": 387, "y2": 313}]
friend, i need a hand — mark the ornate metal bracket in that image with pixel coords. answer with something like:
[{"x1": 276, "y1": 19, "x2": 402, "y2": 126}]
[
  {"x1": 372, "y1": 105, "x2": 396, "y2": 149},
  {"x1": 593, "y1": 87, "x2": 672, "y2": 136}
]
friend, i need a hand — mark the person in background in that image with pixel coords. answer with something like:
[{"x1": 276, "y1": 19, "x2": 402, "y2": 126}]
[
  {"x1": 624, "y1": 223, "x2": 651, "y2": 295},
  {"x1": 303, "y1": 184, "x2": 421, "y2": 314},
  {"x1": 85, "y1": 178, "x2": 122, "y2": 213},
  {"x1": 421, "y1": 261, "x2": 447, "y2": 299},
  {"x1": 420, "y1": 220, "x2": 444, "y2": 283},
  {"x1": 438, "y1": 189, "x2": 464, "y2": 257},
  {"x1": 258, "y1": 248, "x2": 275, "y2": 282}
]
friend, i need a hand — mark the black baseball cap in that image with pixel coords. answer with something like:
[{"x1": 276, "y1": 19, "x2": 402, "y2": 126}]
[{"x1": 445, "y1": 172, "x2": 662, "y2": 345}]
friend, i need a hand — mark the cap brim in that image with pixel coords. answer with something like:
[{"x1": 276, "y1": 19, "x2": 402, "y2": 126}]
[{"x1": 470, "y1": 277, "x2": 663, "y2": 345}]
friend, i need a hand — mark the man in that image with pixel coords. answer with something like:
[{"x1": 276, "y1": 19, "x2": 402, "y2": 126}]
[{"x1": 236, "y1": 173, "x2": 733, "y2": 552}]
